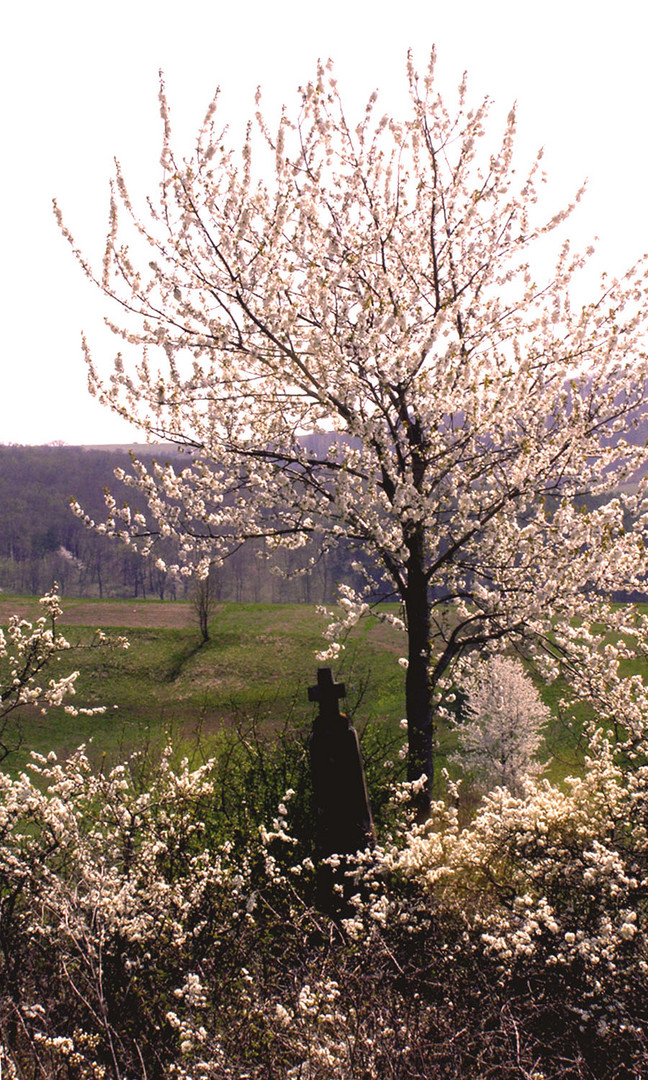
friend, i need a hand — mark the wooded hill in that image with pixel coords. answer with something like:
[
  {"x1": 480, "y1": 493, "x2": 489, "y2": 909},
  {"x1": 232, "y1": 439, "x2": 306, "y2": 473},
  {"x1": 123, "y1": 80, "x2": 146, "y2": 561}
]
[
  {"x1": 2, "y1": 435, "x2": 644, "y2": 603},
  {"x1": 0, "y1": 443, "x2": 356, "y2": 601}
]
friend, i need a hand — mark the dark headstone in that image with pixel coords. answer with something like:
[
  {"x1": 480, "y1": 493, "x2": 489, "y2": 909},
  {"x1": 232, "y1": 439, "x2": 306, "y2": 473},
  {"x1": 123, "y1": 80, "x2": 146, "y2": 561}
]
[{"x1": 308, "y1": 667, "x2": 375, "y2": 862}]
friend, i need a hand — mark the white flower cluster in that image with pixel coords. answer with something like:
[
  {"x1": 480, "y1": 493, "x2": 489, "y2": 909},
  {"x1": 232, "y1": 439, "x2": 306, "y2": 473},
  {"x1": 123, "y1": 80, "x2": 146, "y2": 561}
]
[
  {"x1": 372, "y1": 724, "x2": 648, "y2": 1037},
  {"x1": 0, "y1": 588, "x2": 75, "y2": 720},
  {"x1": 0, "y1": 588, "x2": 129, "y2": 750}
]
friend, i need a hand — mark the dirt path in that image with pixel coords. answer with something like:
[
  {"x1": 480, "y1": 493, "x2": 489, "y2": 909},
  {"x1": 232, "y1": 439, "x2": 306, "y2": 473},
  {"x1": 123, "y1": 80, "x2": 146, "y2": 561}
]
[{"x1": 0, "y1": 598, "x2": 194, "y2": 629}]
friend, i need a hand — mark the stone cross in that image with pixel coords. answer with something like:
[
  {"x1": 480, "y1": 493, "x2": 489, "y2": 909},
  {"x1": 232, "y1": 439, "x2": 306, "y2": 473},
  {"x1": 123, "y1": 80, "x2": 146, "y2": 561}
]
[
  {"x1": 308, "y1": 667, "x2": 375, "y2": 863},
  {"x1": 308, "y1": 667, "x2": 347, "y2": 725}
]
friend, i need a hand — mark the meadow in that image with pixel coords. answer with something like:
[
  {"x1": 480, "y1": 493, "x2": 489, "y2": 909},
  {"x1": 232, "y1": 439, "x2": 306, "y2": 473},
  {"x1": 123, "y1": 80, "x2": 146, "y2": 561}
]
[
  {"x1": 0, "y1": 595, "x2": 409, "y2": 774},
  {"x1": 0, "y1": 593, "x2": 593, "y2": 790}
]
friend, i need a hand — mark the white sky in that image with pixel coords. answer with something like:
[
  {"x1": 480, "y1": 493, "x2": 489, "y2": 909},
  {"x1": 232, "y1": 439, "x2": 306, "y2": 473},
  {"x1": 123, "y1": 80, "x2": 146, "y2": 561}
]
[{"x1": 2, "y1": 0, "x2": 648, "y2": 445}]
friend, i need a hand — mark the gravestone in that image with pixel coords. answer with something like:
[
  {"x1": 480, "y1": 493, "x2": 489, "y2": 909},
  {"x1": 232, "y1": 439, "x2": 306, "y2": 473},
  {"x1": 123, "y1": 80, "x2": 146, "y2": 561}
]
[{"x1": 308, "y1": 667, "x2": 375, "y2": 863}]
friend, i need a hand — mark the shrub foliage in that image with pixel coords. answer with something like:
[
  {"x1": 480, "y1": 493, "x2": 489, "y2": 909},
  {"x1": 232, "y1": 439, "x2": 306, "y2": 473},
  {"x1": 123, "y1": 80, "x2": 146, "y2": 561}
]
[{"x1": 0, "y1": 704, "x2": 647, "y2": 1078}]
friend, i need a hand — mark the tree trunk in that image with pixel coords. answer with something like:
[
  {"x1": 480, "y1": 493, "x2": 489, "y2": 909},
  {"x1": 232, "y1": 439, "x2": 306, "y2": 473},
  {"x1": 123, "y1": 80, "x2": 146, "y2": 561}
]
[{"x1": 404, "y1": 536, "x2": 433, "y2": 818}]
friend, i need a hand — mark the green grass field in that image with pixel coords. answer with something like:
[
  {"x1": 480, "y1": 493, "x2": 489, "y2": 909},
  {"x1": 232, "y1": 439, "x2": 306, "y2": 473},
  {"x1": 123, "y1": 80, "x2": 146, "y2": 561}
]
[
  {"x1": 0, "y1": 596, "x2": 409, "y2": 773},
  {"x1": 2, "y1": 594, "x2": 634, "y2": 785}
]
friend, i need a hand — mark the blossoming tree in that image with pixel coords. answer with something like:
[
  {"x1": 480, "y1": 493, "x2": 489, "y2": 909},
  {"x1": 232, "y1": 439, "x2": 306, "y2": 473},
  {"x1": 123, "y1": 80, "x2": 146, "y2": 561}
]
[
  {"x1": 57, "y1": 52, "x2": 648, "y2": 806},
  {"x1": 454, "y1": 655, "x2": 549, "y2": 793}
]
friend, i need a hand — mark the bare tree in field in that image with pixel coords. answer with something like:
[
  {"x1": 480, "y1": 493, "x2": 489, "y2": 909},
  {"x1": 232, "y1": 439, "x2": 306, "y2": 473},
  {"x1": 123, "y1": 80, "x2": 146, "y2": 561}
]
[
  {"x1": 191, "y1": 570, "x2": 217, "y2": 644},
  {"x1": 60, "y1": 51, "x2": 648, "y2": 811}
]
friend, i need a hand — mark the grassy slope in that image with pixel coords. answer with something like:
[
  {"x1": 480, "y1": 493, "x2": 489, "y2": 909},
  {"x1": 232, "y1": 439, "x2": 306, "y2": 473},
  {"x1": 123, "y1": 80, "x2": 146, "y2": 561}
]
[
  {"x1": 3, "y1": 594, "x2": 630, "y2": 783},
  {"x1": 0, "y1": 598, "x2": 408, "y2": 773}
]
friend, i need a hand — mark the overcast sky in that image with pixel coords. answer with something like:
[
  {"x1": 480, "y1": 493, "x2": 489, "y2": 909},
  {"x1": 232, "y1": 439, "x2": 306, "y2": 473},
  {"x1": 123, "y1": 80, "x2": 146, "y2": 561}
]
[{"x1": 2, "y1": 0, "x2": 647, "y2": 445}]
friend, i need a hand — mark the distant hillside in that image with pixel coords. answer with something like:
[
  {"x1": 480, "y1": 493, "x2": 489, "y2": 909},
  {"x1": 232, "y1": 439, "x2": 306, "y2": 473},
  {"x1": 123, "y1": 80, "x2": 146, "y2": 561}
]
[
  {"x1": 78, "y1": 442, "x2": 184, "y2": 454},
  {"x1": 0, "y1": 444, "x2": 354, "y2": 602},
  {"x1": 3, "y1": 422, "x2": 643, "y2": 603}
]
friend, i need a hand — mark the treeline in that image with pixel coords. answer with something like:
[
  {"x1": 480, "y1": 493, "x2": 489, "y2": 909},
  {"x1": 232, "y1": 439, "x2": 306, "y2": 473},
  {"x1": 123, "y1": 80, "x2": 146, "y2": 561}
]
[{"x1": 0, "y1": 444, "x2": 356, "y2": 601}]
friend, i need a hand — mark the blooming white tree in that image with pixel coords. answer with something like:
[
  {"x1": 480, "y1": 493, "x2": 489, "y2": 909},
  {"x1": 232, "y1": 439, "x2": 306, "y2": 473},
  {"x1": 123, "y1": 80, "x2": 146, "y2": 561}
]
[
  {"x1": 453, "y1": 655, "x2": 549, "y2": 793},
  {"x1": 57, "y1": 51, "x2": 648, "y2": 806}
]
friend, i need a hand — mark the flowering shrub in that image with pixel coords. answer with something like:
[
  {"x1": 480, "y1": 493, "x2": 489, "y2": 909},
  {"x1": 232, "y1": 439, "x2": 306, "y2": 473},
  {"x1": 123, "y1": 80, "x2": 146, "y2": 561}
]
[
  {"x1": 346, "y1": 722, "x2": 648, "y2": 1076},
  {"x1": 0, "y1": 588, "x2": 128, "y2": 762},
  {"x1": 0, "y1": 705, "x2": 646, "y2": 1079},
  {"x1": 0, "y1": 744, "x2": 355, "y2": 1079}
]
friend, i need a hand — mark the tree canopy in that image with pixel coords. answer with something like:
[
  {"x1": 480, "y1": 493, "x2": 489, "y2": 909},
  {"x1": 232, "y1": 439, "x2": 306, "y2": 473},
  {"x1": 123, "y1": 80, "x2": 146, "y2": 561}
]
[{"x1": 58, "y1": 51, "x2": 648, "y2": 805}]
